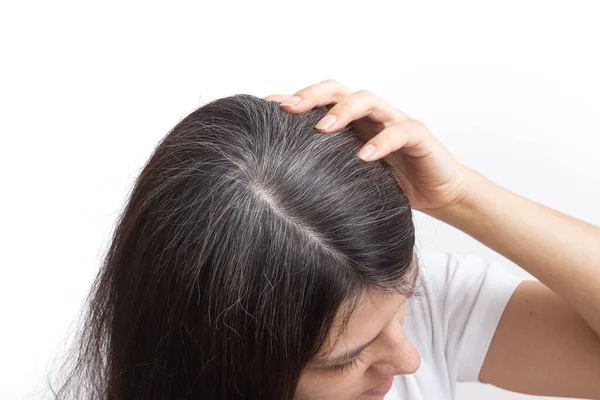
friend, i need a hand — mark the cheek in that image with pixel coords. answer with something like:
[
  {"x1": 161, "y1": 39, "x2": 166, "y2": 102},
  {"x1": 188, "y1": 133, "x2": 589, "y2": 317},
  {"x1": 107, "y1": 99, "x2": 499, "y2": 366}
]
[{"x1": 296, "y1": 369, "x2": 366, "y2": 399}]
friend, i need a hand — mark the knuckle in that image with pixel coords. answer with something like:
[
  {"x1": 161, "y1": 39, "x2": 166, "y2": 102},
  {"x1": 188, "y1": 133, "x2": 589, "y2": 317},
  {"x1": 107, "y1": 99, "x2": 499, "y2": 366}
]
[
  {"x1": 355, "y1": 89, "x2": 373, "y2": 97},
  {"x1": 410, "y1": 118, "x2": 427, "y2": 132},
  {"x1": 322, "y1": 78, "x2": 340, "y2": 86},
  {"x1": 323, "y1": 79, "x2": 352, "y2": 97}
]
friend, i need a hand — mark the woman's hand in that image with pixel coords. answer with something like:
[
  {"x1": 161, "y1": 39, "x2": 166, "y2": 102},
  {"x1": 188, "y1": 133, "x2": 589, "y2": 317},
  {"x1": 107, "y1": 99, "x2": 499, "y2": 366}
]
[{"x1": 263, "y1": 79, "x2": 476, "y2": 214}]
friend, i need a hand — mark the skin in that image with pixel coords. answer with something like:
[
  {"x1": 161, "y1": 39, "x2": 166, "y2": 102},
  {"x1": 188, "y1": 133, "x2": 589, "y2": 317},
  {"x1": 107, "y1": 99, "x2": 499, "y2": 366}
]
[
  {"x1": 264, "y1": 79, "x2": 470, "y2": 215},
  {"x1": 265, "y1": 79, "x2": 600, "y2": 398},
  {"x1": 295, "y1": 257, "x2": 421, "y2": 400},
  {"x1": 295, "y1": 291, "x2": 419, "y2": 400}
]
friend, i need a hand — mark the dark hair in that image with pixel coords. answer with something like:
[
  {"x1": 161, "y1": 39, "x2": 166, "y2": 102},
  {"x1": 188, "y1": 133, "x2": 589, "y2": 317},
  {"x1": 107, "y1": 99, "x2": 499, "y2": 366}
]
[{"x1": 45, "y1": 93, "x2": 422, "y2": 399}]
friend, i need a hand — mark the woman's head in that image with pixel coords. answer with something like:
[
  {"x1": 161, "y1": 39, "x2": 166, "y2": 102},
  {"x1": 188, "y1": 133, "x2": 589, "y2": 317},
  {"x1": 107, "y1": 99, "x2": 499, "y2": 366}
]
[{"x1": 48, "y1": 94, "x2": 423, "y2": 399}]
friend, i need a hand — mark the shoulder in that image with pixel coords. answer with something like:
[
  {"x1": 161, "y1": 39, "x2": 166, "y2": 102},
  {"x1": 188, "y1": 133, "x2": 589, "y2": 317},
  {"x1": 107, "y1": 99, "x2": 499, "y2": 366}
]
[
  {"x1": 414, "y1": 250, "x2": 523, "y2": 296},
  {"x1": 407, "y1": 250, "x2": 527, "y2": 381}
]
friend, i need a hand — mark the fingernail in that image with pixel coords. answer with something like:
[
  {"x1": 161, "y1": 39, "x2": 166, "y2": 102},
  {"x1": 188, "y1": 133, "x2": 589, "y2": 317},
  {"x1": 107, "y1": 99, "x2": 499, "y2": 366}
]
[
  {"x1": 357, "y1": 143, "x2": 377, "y2": 161},
  {"x1": 280, "y1": 96, "x2": 302, "y2": 107},
  {"x1": 315, "y1": 114, "x2": 337, "y2": 130}
]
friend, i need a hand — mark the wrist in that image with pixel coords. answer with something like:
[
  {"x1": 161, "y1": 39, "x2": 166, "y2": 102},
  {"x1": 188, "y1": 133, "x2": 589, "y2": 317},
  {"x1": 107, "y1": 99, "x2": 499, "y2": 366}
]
[{"x1": 423, "y1": 165, "x2": 490, "y2": 223}]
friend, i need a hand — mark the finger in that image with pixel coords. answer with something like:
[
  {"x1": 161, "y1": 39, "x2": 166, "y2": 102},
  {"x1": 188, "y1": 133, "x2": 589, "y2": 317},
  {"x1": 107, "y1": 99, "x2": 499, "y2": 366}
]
[
  {"x1": 357, "y1": 119, "x2": 429, "y2": 162},
  {"x1": 263, "y1": 94, "x2": 290, "y2": 101},
  {"x1": 276, "y1": 79, "x2": 353, "y2": 113},
  {"x1": 314, "y1": 89, "x2": 409, "y2": 133}
]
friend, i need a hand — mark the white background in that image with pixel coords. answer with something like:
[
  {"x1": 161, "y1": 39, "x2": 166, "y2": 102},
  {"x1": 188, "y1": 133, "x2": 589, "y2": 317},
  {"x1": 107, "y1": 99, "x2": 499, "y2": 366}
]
[{"x1": 1, "y1": 1, "x2": 598, "y2": 399}]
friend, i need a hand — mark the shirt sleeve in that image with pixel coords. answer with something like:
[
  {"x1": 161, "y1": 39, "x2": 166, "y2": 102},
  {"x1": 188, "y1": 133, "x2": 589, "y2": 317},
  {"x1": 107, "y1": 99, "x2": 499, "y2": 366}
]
[{"x1": 421, "y1": 251, "x2": 529, "y2": 383}]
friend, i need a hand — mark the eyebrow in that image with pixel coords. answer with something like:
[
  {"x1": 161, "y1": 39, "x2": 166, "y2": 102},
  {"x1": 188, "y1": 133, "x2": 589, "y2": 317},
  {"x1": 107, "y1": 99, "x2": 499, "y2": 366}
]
[{"x1": 307, "y1": 261, "x2": 420, "y2": 369}]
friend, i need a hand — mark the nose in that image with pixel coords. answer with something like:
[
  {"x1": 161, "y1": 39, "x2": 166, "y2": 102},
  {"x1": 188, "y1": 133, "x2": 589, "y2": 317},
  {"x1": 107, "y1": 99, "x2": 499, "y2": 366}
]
[{"x1": 369, "y1": 329, "x2": 421, "y2": 376}]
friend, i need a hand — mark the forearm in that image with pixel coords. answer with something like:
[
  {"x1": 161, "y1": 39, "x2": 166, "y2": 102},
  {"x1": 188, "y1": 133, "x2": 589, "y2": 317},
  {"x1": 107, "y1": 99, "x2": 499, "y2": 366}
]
[{"x1": 426, "y1": 166, "x2": 600, "y2": 338}]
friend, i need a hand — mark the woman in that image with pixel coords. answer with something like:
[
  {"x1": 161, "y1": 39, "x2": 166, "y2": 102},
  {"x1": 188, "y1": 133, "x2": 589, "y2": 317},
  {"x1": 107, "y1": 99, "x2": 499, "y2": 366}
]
[{"x1": 48, "y1": 79, "x2": 600, "y2": 399}]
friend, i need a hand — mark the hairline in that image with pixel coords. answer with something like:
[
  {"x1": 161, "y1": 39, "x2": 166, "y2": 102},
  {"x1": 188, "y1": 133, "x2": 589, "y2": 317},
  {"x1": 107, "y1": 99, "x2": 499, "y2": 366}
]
[{"x1": 306, "y1": 254, "x2": 420, "y2": 369}]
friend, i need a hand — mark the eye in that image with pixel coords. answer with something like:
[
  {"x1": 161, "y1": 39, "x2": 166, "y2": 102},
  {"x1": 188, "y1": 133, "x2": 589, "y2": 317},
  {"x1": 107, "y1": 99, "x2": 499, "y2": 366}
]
[{"x1": 330, "y1": 352, "x2": 365, "y2": 375}]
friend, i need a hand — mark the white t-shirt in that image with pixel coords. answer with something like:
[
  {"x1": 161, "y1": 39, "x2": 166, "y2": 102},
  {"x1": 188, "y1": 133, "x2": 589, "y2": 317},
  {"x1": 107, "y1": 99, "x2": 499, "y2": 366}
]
[{"x1": 385, "y1": 251, "x2": 528, "y2": 400}]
